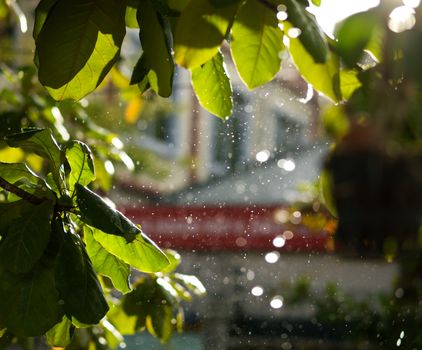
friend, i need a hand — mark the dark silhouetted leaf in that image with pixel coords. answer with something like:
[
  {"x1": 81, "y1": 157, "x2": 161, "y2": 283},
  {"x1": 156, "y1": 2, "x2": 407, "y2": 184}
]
[
  {"x1": 131, "y1": 0, "x2": 174, "y2": 97},
  {"x1": 0, "y1": 264, "x2": 63, "y2": 336},
  {"x1": 55, "y1": 222, "x2": 109, "y2": 325},
  {"x1": 75, "y1": 184, "x2": 139, "y2": 242},
  {"x1": 0, "y1": 200, "x2": 53, "y2": 274}
]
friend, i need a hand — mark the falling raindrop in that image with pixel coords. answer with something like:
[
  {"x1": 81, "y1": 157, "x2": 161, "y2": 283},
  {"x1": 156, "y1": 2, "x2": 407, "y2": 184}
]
[
  {"x1": 273, "y1": 235, "x2": 286, "y2": 248},
  {"x1": 270, "y1": 295, "x2": 284, "y2": 309},
  {"x1": 388, "y1": 6, "x2": 416, "y2": 33},
  {"x1": 251, "y1": 286, "x2": 264, "y2": 296},
  {"x1": 265, "y1": 251, "x2": 280, "y2": 264}
]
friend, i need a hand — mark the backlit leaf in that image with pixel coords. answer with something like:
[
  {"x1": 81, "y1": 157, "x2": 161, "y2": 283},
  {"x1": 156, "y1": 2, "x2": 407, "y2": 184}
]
[
  {"x1": 286, "y1": 22, "x2": 341, "y2": 102},
  {"x1": 0, "y1": 264, "x2": 63, "y2": 336},
  {"x1": 45, "y1": 316, "x2": 74, "y2": 347},
  {"x1": 335, "y1": 10, "x2": 378, "y2": 67},
  {"x1": 0, "y1": 200, "x2": 53, "y2": 274},
  {"x1": 65, "y1": 141, "x2": 95, "y2": 194},
  {"x1": 230, "y1": 0, "x2": 284, "y2": 89},
  {"x1": 285, "y1": 0, "x2": 328, "y2": 63},
  {"x1": 33, "y1": 0, "x2": 58, "y2": 41},
  {"x1": 75, "y1": 184, "x2": 139, "y2": 242},
  {"x1": 340, "y1": 69, "x2": 362, "y2": 101},
  {"x1": 107, "y1": 305, "x2": 137, "y2": 335},
  {"x1": 191, "y1": 51, "x2": 232, "y2": 119},
  {"x1": 174, "y1": 0, "x2": 238, "y2": 69},
  {"x1": 84, "y1": 226, "x2": 131, "y2": 294},
  {"x1": 36, "y1": 0, "x2": 126, "y2": 100},
  {"x1": 131, "y1": 0, "x2": 174, "y2": 97},
  {"x1": 5, "y1": 129, "x2": 64, "y2": 191},
  {"x1": 92, "y1": 229, "x2": 169, "y2": 273},
  {"x1": 55, "y1": 222, "x2": 109, "y2": 325},
  {"x1": 0, "y1": 162, "x2": 44, "y2": 186}
]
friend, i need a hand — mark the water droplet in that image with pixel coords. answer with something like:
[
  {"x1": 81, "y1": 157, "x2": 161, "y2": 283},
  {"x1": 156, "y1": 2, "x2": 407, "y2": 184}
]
[
  {"x1": 265, "y1": 251, "x2": 280, "y2": 264},
  {"x1": 388, "y1": 6, "x2": 415, "y2": 33},
  {"x1": 270, "y1": 295, "x2": 284, "y2": 309},
  {"x1": 251, "y1": 286, "x2": 264, "y2": 296}
]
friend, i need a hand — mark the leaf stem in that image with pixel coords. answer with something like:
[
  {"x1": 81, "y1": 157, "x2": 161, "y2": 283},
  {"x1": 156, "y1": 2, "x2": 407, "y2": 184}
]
[
  {"x1": 0, "y1": 176, "x2": 45, "y2": 204},
  {"x1": 255, "y1": 0, "x2": 277, "y2": 13}
]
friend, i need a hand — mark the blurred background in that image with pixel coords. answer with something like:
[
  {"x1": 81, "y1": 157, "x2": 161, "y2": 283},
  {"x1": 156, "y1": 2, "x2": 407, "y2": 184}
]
[{"x1": 0, "y1": 0, "x2": 418, "y2": 349}]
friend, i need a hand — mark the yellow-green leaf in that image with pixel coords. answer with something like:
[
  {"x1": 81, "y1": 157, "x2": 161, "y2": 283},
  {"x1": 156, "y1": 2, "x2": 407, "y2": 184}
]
[
  {"x1": 174, "y1": 0, "x2": 238, "y2": 69},
  {"x1": 92, "y1": 229, "x2": 169, "y2": 273},
  {"x1": 84, "y1": 226, "x2": 131, "y2": 294},
  {"x1": 286, "y1": 22, "x2": 341, "y2": 102},
  {"x1": 36, "y1": 0, "x2": 126, "y2": 101},
  {"x1": 191, "y1": 51, "x2": 232, "y2": 119},
  {"x1": 230, "y1": 0, "x2": 284, "y2": 89}
]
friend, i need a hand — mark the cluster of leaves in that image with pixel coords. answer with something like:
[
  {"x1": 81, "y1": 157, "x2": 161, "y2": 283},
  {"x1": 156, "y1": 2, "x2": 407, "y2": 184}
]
[
  {"x1": 0, "y1": 129, "x2": 204, "y2": 347},
  {"x1": 32, "y1": 0, "x2": 344, "y2": 120},
  {"x1": 0, "y1": 64, "x2": 136, "y2": 192}
]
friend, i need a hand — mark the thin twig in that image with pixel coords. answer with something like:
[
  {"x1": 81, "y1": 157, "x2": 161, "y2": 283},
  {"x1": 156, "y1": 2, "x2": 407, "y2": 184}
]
[{"x1": 0, "y1": 176, "x2": 45, "y2": 204}]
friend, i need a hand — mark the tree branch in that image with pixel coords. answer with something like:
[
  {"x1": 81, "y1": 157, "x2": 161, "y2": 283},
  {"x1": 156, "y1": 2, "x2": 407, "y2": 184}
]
[{"x1": 0, "y1": 176, "x2": 45, "y2": 205}]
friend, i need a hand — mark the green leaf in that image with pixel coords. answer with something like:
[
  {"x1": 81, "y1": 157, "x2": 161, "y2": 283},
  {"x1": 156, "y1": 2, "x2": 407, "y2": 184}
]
[
  {"x1": 191, "y1": 51, "x2": 232, "y2": 119},
  {"x1": 210, "y1": 0, "x2": 242, "y2": 7},
  {"x1": 174, "y1": 0, "x2": 239, "y2": 69},
  {"x1": 0, "y1": 162, "x2": 44, "y2": 186},
  {"x1": 286, "y1": 22, "x2": 341, "y2": 102},
  {"x1": 33, "y1": 0, "x2": 58, "y2": 41},
  {"x1": 0, "y1": 200, "x2": 27, "y2": 233},
  {"x1": 84, "y1": 226, "x2": 131, "y2": 294},
  {"x1": 107, "y1": 305, "x2": 137, "y2": 335},
  {"x1": 319, "y1": 169, "x2": 338, "y2": 217},
  {"x1": 285, "y1": 0, "x2": 328, "y2": 63},
  {"x1": 0, "y1": 200, "x2": 53, "y2": 274},
  {"x1": 45, "y1": 316, "x2": 74, "y2": 347},
  {"x1": 131, "y1": 0, "x2": 174, "y2": 97},
  {"x1": 230, "y1": 0, "x2": 284, "y2": 89},
  {"x1": 36, "y1": 0, "x2": 126, "y2": 100},
  {"x1": 65, "y1": 141, "x2": 95, "y2": 194},
  {"x1": 131, "y1": 56, "x2": 150, "y2": 94},
  {"x1": 340, "y1": 69, "x2": 362, "y2": 101},
  {"x1": 55, "y1": 222, "x2": 109, "y2": 325},
  {"x1": 92, "y1": 229, "x2": 169, "y2": 273},
  {"x1": 125, "y1": 5, "x2": 138, "y2": 28},
  {"x1": 147, "y1": 304, "x2": 173, "y2": 343},
  {"x1": 335, "y1": 10, "x2": 378, "y2": 68},
  {"x1": 75, "y1": 184, "x2": 139, "y2": 242},
  {"x1": 5, "y1": 129, "x2": 64, "y2": 191},
  {"x1": 310, "y1": 0, "x2": 320, "y2": 6},
  {"x1": 160, "y1": 249, "x2": 181, "y2": 274},
  {"x1": 0, "y1": 264, "x2": 63, "y2": 337}
]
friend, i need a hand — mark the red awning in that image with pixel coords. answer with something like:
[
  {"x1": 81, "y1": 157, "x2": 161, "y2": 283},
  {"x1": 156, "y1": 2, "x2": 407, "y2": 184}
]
[{"x1": 121, "y1": 205, "x2": 330, "y2": 252}]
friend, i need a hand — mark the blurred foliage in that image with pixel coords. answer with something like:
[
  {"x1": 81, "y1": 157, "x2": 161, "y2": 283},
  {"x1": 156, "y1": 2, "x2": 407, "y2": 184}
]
[{"x1": 280, "y1": 276, "x2": 422, "y2": 349}]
